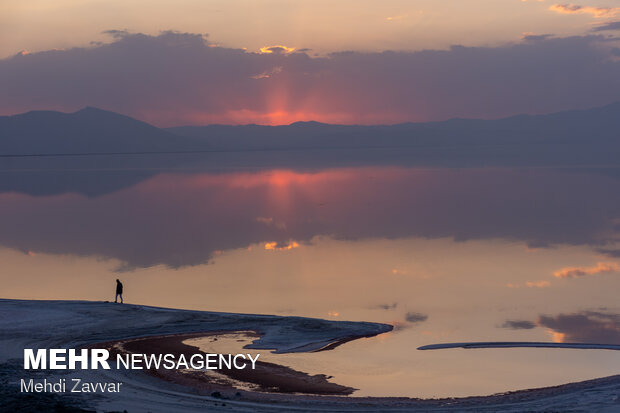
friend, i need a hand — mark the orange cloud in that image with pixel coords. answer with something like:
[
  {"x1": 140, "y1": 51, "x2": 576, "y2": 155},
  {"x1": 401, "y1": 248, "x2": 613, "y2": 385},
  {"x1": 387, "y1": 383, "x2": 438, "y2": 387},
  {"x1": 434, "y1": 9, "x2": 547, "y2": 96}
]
[
  {"x1": 550, "y1": 330, "x2": 566, "y2": 343},
  {"x1": 525, "y1": 280, "x2": 551, "y2": 288},
  {"x1": 264, "y1": 241, "x2": 300, "y2": 251},
  {"x1": 506, "y1": 280, "x2": 551, "y2": 288},
  {"x1": 259, "y1": 45, "x2": 295, "y2": 54},
  {"x1": 549, "y1": 4, "x2": 618, "y2": 18},
  {"x1": 553, "y1": 262, "x2": 620, "y2": 278}
]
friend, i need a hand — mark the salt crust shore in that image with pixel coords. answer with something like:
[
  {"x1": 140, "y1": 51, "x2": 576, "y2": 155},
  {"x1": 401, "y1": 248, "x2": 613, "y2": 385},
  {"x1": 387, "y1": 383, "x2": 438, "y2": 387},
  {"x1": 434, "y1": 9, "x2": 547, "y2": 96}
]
[
  {"x1": 105, "y1": 331, "x2": 357, "y2": 395},
  {"x1": 2, "y1": 299, "x2": 620, "y2": 412}
]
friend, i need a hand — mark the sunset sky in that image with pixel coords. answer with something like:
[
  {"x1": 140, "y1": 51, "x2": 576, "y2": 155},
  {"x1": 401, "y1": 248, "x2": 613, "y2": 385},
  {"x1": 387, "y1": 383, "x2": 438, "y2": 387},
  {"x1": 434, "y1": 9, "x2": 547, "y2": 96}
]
[
  {"x1": 2, "y1": 2, "x2": 620, "y2": 399},
  {"x1": 1, "y1": 0, "x2": 619, "y2": 125}
]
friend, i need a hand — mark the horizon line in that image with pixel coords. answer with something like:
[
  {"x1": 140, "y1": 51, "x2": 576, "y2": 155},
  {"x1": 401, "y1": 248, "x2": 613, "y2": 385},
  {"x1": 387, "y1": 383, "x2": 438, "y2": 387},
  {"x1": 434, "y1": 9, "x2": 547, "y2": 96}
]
[{"x1": 3, "y1": 100, "x2": 619, "y2": 129}]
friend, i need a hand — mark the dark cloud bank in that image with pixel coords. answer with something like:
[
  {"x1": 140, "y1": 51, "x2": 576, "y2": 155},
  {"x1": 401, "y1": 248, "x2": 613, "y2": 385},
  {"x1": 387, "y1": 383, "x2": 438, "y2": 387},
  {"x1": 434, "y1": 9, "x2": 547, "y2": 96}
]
[
  {"x1": 502, "y1": 320, "x2": 537, "y2": 330},
  {"x1": 1, "y1": 31, "x2": 619, "y2": 125}
]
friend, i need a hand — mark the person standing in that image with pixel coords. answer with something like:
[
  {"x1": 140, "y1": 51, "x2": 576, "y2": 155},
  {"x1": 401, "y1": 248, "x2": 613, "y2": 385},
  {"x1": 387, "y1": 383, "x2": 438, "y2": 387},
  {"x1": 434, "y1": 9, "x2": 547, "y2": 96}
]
[{"x1": 115, "y1": 279, "x2": 123, "y2": 303}]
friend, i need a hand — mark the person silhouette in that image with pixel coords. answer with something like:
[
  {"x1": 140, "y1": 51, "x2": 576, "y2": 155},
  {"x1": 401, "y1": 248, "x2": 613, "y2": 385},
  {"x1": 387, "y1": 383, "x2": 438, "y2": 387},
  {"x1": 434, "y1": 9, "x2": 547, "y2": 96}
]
[{"x1": 115, "y1": 279, "x2": 123, "y2": 304}]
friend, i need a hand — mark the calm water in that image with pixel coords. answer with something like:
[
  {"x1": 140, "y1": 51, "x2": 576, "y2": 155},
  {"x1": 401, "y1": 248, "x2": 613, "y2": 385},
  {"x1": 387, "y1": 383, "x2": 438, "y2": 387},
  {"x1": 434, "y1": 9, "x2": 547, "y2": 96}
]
[{"x1": 2, "y1": 155, "x2": 620, "y2": 397}]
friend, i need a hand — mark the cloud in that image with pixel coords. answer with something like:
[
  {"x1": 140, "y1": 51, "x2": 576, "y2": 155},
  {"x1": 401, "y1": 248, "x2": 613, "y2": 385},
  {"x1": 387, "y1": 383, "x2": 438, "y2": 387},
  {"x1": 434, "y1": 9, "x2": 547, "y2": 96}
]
[
  {"x1": 502, "y1": 311, "x2": 620, "y2": 342},
  {"x1": 506, "y1": 280, "x2": 551, "y2": 288},
  {"x1": 264, "y1": 241, "x2": 300, "y2": 251},
  {"x1": 549, "y1": 4, "x2": 618, "y2": 18},
  {"x1": 375, "y1": 303, "x2": 398, "y2": 310},
  {"x1": 256, "y1": 216, "x2": 286, "y2": 229},
  {"x1": 538, "y1": 311, "x2": 620, "y2": 343},
  {"x1": 250, "y1": 66, "x2": 283, "y2": 79},
  {"x1": 405, "y1": 312, "x2": 428, "y2": 323},
  {"x1": 525, "y1": 280, "x2": 551, "y2": 287},
  {"x1": 101, "y1": 29, "x2": 131, "y2": 39},
  {"x1": 1, "y1": 31, "x2": 619, "y2": 126},
  {"x1": 591, "y1": 21, "x2": 620, "y2": 32},
  {"x1": 502, "y1": 320, "x2": 537, "y2": 329},
  {"x1": 259, "y1": 45, "x2": 295, "y2": 54},
  {"x1": 553, "y1": 262, "x2": 620, "y2": 278},
  {"x1": 521, "y1": 33, "x2": 554, "y2": 41},
  {"x1": 596, "y1": 248, "x2": 620, "y2": 258}
]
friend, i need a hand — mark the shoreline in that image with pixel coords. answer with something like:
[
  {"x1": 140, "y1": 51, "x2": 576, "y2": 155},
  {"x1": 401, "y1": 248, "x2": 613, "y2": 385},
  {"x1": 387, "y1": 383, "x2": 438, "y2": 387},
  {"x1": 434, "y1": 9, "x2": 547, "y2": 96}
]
[
  {"x1": 99, "y1": 330, "x2": 620, "y2": 407},
  {"x1": 3, "y1": 299, "x2": 620, "y2": 412},
  {"x1": 103, "y1": 331, "x2": 357, "y2": 396}
]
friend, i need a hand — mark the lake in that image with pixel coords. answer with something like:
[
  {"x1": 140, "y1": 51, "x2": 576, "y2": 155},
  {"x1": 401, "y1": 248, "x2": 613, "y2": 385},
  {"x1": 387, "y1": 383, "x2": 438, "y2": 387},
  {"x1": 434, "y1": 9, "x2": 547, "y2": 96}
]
[{"x1": 2, "y1": 153, "x2": 619, "y2": 397}]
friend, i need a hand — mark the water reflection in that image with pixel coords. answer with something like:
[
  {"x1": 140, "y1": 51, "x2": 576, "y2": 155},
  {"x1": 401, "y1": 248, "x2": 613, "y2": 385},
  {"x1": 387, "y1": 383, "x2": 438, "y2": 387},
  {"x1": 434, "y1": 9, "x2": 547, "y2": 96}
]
[
  {"x1": 1, "y1": 163, "x2": 620, "y2": 396},
  {"x1": 0, "y1": 166, "x2": 619, "y2": 269},
  {"x1": 537, "y1": 312, "x2": 620, "y2": 343}
]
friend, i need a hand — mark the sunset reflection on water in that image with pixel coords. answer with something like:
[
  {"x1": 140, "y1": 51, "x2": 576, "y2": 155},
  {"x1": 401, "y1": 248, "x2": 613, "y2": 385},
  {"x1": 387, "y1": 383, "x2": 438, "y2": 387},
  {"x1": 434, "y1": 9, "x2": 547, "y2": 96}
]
[{"x1": 2, "y1": 164, "x2": 620, "y2": 396}]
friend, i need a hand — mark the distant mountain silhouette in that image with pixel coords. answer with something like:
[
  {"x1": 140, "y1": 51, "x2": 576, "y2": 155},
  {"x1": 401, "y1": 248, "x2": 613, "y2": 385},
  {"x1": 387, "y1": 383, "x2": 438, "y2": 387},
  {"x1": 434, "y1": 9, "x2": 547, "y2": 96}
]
[
  {"x1": 168, "y1": 102, "x2": 620, "y2": 151},
  {"x1": 1, "y1": 103, "x2": 618, "y2": 157},
  {"x1": 0, "y1": 107, "x2": 198, "y2": 156},
  {"x1": 0, "y1": 108, "x2": 202, "y2": 196}
]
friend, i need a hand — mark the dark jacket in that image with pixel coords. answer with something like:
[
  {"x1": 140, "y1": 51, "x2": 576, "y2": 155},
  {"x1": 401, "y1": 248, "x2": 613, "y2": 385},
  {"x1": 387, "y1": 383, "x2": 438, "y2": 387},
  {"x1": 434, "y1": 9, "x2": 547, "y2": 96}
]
[{"x1": 116, "y1": 281, "x2": 123, "y2": 294}]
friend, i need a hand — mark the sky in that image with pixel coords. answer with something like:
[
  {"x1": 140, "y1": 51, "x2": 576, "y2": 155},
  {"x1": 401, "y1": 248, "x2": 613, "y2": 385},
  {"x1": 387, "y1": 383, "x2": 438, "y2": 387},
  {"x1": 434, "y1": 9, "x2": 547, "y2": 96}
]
[{"x1": 1, "y1": 0, "x2": 619, "y2": 125}]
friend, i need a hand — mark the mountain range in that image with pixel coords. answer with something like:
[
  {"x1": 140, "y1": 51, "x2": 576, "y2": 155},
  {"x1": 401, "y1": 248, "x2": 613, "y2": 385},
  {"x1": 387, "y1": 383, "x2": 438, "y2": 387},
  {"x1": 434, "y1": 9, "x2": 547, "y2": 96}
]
[{"x1": 1, "y1": 102, "x2": 619, "y2": 157}]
